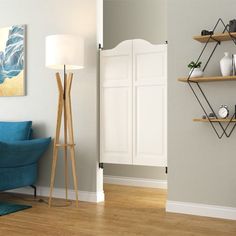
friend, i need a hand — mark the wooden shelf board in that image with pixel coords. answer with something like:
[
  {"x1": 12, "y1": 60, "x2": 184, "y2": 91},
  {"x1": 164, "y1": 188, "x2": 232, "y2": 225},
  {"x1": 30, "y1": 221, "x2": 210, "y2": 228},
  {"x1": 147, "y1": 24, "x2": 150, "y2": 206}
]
[
  {"x1": 193, "y1": 32, "x2": 236, "y2": 43},
  {"x1": 193, "y1": 118, "x2": 236, "y2": 122},
  {"x1": 178, "y1": 76, "x2": 236, "y2": 82}
]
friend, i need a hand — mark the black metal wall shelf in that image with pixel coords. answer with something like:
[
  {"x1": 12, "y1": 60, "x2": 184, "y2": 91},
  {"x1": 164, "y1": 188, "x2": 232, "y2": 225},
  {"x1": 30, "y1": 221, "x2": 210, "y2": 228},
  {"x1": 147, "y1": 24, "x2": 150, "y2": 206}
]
[{"x1": 178, "y1": 18, "x2": 236, "y2": 139}]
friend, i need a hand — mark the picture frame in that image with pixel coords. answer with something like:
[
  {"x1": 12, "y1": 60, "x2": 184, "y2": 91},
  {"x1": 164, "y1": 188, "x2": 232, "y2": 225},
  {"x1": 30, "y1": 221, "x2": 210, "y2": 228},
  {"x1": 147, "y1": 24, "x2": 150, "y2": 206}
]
[{"x1": 0, "y1": 25, "x2": 26, "y2": 96}]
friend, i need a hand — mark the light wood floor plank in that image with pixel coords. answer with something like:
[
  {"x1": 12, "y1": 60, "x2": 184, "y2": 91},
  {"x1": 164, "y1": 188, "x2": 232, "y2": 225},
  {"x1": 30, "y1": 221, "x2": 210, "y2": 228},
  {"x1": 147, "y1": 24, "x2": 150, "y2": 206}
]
[{"x1": 0, "y1": 184, "x2": 235, "y2": 236}]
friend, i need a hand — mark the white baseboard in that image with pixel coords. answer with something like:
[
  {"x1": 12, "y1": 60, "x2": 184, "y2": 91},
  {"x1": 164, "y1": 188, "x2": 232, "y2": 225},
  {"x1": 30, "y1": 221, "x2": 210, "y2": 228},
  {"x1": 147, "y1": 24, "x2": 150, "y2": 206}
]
[
  {"x1": 166, "y1": 200, "x2": 236, "y2": 220},
  {"x1": 8, "y1": 186, "x2": 104, "y2": 203},
  {"x1": 104, "y1": 175, "x2": 167, "y2": 189}
]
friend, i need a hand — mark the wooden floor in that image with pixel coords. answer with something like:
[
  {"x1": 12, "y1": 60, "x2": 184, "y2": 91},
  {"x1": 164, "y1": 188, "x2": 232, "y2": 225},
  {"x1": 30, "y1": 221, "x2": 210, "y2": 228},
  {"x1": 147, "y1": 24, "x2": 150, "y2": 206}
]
[{"x1": 0, "y1": 184, "x2": 236, "y2": 236}]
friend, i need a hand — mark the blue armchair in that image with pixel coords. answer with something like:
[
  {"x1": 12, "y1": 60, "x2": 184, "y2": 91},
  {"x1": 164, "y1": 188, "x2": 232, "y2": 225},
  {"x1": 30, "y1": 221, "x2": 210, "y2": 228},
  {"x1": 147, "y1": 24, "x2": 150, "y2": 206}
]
[{"x1": 0, "y1": 121, "x2": 51, "y2": 192}]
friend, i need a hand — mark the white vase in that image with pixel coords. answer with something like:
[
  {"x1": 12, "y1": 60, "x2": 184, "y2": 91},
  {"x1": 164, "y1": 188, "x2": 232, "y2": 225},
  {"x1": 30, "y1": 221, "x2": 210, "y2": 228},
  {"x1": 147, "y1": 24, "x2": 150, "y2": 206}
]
[
  {"x1": 220, "y1": 52, "x2": 232, "y2": 76},
  {"x1": 233, "y1": 54, "x2": 236, "y2": 75},
  {"x1": 189, "y1": 68, "x2": 203, "y2": 78}
]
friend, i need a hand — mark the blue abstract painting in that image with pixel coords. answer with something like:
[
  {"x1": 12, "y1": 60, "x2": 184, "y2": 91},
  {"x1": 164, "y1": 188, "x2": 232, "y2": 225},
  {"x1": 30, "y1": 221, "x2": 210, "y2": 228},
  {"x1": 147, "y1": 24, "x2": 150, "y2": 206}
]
[{"x1": 0, "y1": 25, "x2": 25, "y2": 96}]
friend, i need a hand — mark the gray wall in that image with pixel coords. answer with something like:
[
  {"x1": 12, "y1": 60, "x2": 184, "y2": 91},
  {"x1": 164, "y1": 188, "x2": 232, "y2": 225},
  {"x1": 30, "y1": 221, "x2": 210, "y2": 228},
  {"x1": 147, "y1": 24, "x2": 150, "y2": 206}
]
[
  {"x1": 168, "y1": 0, "x2": 236, "y2": 207},
  {"x1": 103, "y1": 0, "x2": 167, "y2": 180},
  {"x1": 104, "y1": 0, "x2": 167, "y2": 49},
  {"x1": 0, "y1": 0, "x2": 100, "y2": 192}
]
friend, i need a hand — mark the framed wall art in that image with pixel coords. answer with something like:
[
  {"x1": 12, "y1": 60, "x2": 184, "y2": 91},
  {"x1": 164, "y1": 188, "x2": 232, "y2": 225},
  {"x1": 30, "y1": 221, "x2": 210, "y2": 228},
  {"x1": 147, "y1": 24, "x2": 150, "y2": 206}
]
[{"x1": 0, "y1": 25, "x2": 25, "y2": 96}]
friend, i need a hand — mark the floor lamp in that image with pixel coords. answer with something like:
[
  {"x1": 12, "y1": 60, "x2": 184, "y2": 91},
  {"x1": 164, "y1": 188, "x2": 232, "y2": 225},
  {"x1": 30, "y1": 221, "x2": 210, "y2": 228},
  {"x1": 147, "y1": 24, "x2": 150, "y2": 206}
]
[{"x1": 45, "y1": 34, "x2": 84, "y2": 207}]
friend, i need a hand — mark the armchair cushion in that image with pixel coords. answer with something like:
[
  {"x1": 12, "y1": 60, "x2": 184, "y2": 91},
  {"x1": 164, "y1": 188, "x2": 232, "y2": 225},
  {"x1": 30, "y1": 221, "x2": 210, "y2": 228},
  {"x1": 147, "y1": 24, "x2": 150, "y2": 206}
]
[
  {"x1": 0, "y1": 137, "x2": 51, "y2": 168},
  {"x1": 0, "y1": 121, "x2": 32, "y2": 141}
]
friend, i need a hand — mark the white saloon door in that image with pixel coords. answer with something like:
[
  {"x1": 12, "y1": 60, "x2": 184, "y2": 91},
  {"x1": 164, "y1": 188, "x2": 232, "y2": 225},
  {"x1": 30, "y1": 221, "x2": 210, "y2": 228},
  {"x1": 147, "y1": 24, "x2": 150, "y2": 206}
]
[
  {"x1": 133, "y1": 40, "x2": 167, "y2": 166},
  {"x1": 100, "y1": 41, "x2": 133, "y2": 164}
]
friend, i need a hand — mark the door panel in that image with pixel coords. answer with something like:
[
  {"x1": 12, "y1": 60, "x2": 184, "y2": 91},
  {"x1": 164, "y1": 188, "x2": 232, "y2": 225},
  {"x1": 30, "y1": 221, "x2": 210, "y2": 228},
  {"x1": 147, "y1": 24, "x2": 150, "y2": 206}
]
[
  {"x1": 133, "y1": 40, "x2": 167, "y2": 166},
  {"x1": 136, "y1": 52, "x2": 166, "y2": 83},
  {"x1": 135, "y1": 86, "x2": 165, "y2": 165},
  {"x1": 103, "y1": 87, "x2": 129, "y2": 153},
  {"x1": 100, "y1": 40, "x2": 132, "y2": 164},
  {"x1": 102, "y1": 56, "x2": 129, "y2": 81}
]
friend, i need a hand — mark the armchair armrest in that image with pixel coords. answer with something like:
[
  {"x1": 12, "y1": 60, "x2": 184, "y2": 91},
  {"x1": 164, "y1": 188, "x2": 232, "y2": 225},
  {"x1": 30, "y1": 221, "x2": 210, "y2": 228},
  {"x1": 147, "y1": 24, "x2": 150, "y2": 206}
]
[{"x1": 0, "y1": 138, "x2": 51, "y2": 168}]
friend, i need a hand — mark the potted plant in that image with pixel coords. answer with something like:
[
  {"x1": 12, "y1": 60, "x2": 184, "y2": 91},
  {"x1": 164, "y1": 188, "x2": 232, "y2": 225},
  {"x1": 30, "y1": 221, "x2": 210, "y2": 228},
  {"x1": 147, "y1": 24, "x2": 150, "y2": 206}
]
[{"x1": 188, "y1": 61, "x2": 203, "y2": 78}]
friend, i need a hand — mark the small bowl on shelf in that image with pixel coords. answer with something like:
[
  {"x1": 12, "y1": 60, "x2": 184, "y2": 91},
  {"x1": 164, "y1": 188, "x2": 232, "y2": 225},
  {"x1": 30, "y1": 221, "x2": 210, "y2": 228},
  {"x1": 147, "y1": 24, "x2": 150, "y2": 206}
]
[{"x1": 189, "y1": 68, "x2": 203, "y2": 78}]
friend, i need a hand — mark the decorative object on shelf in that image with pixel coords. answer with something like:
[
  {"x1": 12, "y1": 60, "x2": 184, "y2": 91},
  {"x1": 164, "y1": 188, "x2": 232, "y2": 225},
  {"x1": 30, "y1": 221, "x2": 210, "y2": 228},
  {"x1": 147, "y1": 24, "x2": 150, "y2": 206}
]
[
  {"x1": 0, "y1": 25, "x2": 25, "y2": 96},
  {"x1": 209, "y1": 112, "x2": 216, "y2": 119},
  {"x1": 202, "y1": 115, "x2": 206, "y2": 119},
  {"x1": 220, "y1": 52, "x2": 232, "y2": 76},
  {"x1": 232, "y1": 54, "x2": 235, "y2": 76},
  {"x1": 188, "y1": 61, "x2": 203, "y2": 78},
  {"x1": 45, "y1": 34, "x2": 84, "y2": 207},
  {"x1": 201, "y1": 30, "x2": 214, "y2": 36},
  {"x1": 233, "y1": 54, "x2": 236, "y2": 75},
  {"x1": 178, "y1": 18, "x2": 236, "y2": 139},
  {"x1": 218, "y1": 105, "x2": 229, "y2": 118},
  {"x1": 229, "y1": 19, "x2": 236, "y2": 32}
]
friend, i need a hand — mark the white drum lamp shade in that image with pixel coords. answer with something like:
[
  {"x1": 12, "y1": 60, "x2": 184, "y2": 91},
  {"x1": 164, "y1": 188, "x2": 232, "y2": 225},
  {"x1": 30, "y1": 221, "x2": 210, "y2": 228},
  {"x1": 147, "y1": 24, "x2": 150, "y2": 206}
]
[{"x1": 45, "y1": 34, "x2": 84, "y2": 70}]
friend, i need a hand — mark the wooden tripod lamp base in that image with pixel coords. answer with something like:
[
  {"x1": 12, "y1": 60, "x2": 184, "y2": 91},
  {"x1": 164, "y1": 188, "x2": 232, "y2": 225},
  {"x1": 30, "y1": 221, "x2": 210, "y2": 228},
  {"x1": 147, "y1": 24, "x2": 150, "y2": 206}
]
[
  {"x1": 45, "y1": 34, "x2": 84, "y2": 207},
  {"x1": 48, "y1": 72, "x2": 79, "y2": 207}
]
